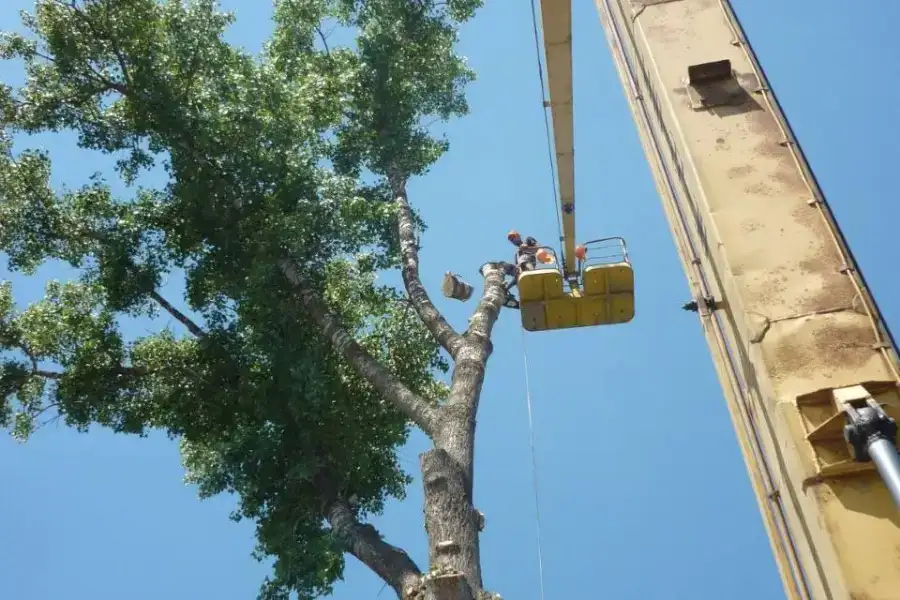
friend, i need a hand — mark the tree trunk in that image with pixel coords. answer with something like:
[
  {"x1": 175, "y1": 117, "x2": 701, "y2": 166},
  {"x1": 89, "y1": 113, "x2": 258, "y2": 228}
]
[{"x1": 421, "y1": 446, "x2": 482, "y2": 597}]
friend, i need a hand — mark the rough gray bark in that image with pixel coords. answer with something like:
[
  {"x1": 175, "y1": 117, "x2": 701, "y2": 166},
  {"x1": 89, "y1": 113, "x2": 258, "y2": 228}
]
[
  {"x1": 325, "y1": 498, "x2": 423, "y2": 598},
  {"x1": 421, "y1": 449, "x2": 482, "y2": 593},
  {"x1": 420, "y1": 262, "x2": 508, "y2": 599},
  {"x1": 278, "y1": 175, "x2": 509, "y2": 599},
  {"x1": 391, "y1": 176, "x2": 466, "y2": 359},
  {"x1": 310, "y1": 468, "x2": 424, "y2": 598}
]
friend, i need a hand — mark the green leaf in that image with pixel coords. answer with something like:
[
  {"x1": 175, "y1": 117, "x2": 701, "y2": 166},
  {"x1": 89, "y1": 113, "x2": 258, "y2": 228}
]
[{"x1": 0, "y1": 0, "x2": 481, "y2": 597}]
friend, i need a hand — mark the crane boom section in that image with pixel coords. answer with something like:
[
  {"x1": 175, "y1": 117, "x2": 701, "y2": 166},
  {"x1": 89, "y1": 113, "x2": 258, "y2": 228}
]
[
  {"x1": 538, "y1": 0, "x2": 577, "y2": 277},
  {"x1": 592, "y1": 1, "x2": 900, "y2": 599}
]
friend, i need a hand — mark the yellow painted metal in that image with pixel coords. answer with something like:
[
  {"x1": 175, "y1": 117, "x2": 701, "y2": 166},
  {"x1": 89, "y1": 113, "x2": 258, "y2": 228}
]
[
  {"x1": 537, "y1": 0, "x2": 576, "y2": 277},
  {"x1": 518, "y1": 262, "x2": 635, "y2": 332},
  {"x1": 590, "y1": 0, "x2": 900, "y2": 598}
]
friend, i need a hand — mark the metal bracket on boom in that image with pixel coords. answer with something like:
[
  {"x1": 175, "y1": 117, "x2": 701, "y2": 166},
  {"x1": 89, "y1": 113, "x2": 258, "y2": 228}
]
[
  {"x1": 682, "y1": 295, "x2": 718, "y2": 313},
  {"x1": 684, "y1": 59, "x2": 745, "y2": 110},
  {"x1": 687, "y1": 59, "x2": 733, "y2": 86},
  {"x1": 792, "y1": 382, "x2": 900, "y2": 506},
  {"x1": 838, "y1": 387, "x2": 900, "y2": 507}
]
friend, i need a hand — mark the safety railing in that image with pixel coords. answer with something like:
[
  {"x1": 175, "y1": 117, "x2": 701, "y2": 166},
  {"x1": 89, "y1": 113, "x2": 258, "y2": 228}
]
[
  {"x1": 579, "y1": 237, "x2": 629, "y2": 277},
  {"x1": 513, "y1": 239, "x2": 630, "y2": 293}
]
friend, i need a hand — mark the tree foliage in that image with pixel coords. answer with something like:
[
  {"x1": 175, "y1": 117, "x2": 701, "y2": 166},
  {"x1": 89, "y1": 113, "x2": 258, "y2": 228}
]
[{"x1": 0, "y1": 1, "x2": 485, "y2": 598}]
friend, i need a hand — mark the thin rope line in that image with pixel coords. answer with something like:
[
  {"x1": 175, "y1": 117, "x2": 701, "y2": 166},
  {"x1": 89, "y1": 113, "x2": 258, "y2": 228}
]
[
  {"x1": 520, "y1": 327, "x2": 547, "y2": 600},
  {"x1": 529, "y1": 0, "x2": 564, "y2": 243}
]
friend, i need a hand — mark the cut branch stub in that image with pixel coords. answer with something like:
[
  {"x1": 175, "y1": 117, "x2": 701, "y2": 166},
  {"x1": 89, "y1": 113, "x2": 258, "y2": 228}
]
[
  {"x1": 442, "y1": 272, "x2": 474, "y2": 302},
  {"x1": 424, "y1": 572, "x2": 472, "y2": 600}
]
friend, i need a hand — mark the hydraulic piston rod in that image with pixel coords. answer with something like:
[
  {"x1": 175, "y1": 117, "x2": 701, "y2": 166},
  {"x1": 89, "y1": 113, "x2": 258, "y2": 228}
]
[
  {"x1": 870, "y1": 440, "x2": 900, "y2": 508},
  {"x1": 844, "y1": 400, "x2": 900, "y2": 508}
]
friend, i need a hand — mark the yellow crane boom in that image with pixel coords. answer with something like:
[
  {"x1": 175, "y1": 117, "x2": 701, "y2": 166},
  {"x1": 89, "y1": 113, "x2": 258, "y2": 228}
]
[
  {"x1": 537, "y1": 0, "x2": 576, "y2": 278},
  {"x1": 531, "y1": 1, "x2": 900, "y2": 599}
]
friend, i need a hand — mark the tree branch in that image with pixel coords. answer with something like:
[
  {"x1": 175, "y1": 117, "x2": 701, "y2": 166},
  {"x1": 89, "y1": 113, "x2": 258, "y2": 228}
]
[
  {"x1": 34, "y1": 365, "x2": 147, "y2": 380},
  {"x1": 149, "y1": 290, "x2": 205, "y2": 337},
  {"x1": 71, "y1": 229, "x2": 203, "y2": 339},
  {"x1": 442, "y1": 262, "x2": 508, "y2": 417},
  {"x1": 465, "y1": 263, "x2": 508, "y2": 343},
  {"x1": 390, "y1": 175, "x2": 464, "y2": 358},
  {"x1": 313, "y1": 467, "x2": 422, "y2": 598},
  {"x1": 325, "y1": 498, "x2": 422, "y2": 599},
  {"x1": 35, "y1": 369, "x2": 62, "y2": 379},
  {"x1": 277, "y1": 257, "x2": 440, "y2": 437},
  {"x1": 315, "y1": 24, "x2": 331, "y2": 57}
]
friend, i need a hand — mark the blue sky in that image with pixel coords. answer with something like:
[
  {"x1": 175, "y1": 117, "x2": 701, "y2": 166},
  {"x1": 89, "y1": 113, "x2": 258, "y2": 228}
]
[{"x1": 1, "y1": 1, "x2": 898, "y2": 599}]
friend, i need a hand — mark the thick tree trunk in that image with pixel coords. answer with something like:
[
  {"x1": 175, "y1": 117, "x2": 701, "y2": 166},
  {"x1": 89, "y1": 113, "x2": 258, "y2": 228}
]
[
  {"x1": 280, "y1": 166, "x2": 510, "y2": 600},
  {"x1": 421, "y1": 447, "x2": 482, "y2": 599},
  {"x1": 416, "y1": 263, "x2": 509, "y2": 600}
]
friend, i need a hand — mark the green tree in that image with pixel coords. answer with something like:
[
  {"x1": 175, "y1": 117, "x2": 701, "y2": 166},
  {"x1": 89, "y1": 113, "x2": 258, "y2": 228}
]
[{"x1": 0, "y1": 1, "x2": 505, "y2": 599}]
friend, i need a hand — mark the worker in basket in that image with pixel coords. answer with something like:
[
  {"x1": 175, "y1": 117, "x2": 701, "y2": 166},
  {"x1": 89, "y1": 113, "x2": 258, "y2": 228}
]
[{"x1": 503, "y1": 230, "x2": 554, "y2": 309}]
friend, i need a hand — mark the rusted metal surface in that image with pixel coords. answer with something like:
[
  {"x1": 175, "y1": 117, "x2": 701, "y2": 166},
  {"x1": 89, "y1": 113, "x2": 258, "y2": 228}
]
[{"x1": 593, "y1": 0, "x2": 900, "y2": 598}]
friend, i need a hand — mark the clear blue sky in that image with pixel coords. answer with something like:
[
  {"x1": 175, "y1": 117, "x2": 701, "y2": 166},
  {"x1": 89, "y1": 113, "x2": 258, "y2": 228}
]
[{"x1": 2, "y1": 1, "x2": 898, "y2": 599}]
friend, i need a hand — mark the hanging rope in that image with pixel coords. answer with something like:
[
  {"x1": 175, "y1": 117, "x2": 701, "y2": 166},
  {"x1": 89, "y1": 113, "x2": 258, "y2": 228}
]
[
  {"x1": 521, "y1": 5, "x2": 560, "y2": 593},
  {"x1": 529, "y1": 0, "x2": 564, "y2": 244},
  {"x1": 520, "y1": 327, "x2": 547, "y2": 600}
]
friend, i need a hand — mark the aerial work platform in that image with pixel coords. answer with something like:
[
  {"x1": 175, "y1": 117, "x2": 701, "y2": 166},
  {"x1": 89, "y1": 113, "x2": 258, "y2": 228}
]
[{"x1": 518, "y1": 237, "x2": 634, "y2": 332}]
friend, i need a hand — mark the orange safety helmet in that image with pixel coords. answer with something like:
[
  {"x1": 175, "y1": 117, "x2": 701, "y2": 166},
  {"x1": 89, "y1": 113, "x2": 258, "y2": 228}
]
[
  {"x1": 507, "y1": 230, "x2": 521, "y2": 243},
  {"x1": 535, "y1": 248, "x2": 554, "y2": 264},
  {"x1": 574, "y1": 245, "x2": 587, "y2": 260}
]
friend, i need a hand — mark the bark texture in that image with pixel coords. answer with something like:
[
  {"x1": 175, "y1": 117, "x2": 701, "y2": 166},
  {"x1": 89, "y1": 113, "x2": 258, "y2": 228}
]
[
  {"x1": 417, "y1": 262, "x2": 509, "y2": 598},
  {"x1": 325, "y1": 499, "x2": 423, "y2": 598},
  {"x1": 391, "y1": 175, "x2": 466, "y2": 359},
  {"x1": 276, "y1": 174, "x2": 511, "y2": 599},
  {"x1": 422, "y1": 448, "x2": 482, "y2": 594}
]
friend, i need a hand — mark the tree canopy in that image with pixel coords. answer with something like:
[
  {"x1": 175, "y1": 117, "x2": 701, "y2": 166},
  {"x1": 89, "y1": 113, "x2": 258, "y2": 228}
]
[{"x1": 0, "y1": 1, "x2": 508, "y2": 599}]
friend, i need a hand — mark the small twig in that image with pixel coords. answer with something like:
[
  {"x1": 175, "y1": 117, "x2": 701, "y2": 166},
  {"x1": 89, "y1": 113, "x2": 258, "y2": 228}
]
[{"x1": 315, "y1": 25, "x2": 331, "y2": 57}]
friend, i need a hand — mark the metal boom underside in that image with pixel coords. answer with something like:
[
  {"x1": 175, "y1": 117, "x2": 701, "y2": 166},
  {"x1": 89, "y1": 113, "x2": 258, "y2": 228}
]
[{"x1": 577, "y1": 0, "x2": 900, "y2": 598}]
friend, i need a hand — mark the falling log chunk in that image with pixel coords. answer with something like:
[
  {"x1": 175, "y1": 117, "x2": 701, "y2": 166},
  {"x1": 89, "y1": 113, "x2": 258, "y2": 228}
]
[{"x1": 442, "y1": 272, "x2": 473, "y2": 301}]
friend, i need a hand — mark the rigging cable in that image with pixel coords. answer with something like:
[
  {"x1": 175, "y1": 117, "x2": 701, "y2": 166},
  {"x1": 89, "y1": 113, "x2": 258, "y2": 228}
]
[
  {"x1": 520, "y1": 327, "x2": 547, "y2": 600},
  {"x1": 529, "y1": 0, "x2": 564, "y2": 244}
]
